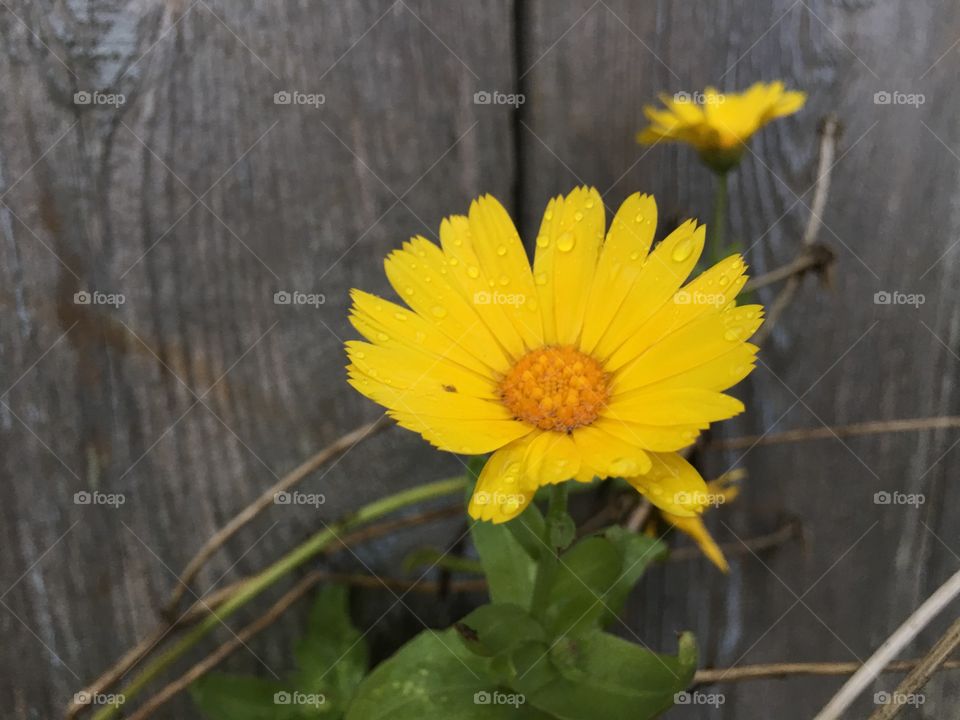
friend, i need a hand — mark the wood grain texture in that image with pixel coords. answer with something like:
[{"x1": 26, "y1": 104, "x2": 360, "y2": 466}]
[
  {"x1": 520, "y1": 1, "x2": 960, "y2": 718},
  {"x1": 0, "y1": 1, "x2": 514, "y2": 717},
  {"x1": 3, "y1": 0, "x2": 960, "y2": 718}
]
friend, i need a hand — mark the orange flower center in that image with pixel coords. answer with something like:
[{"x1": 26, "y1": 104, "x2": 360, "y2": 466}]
[{"x1": 500, "y1": 346, "x2": 609, "y2": 432}]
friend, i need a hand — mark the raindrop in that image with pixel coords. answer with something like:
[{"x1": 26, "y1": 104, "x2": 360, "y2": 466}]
[
  {"x1": 432, "y1": 306, "x2": 448, "y2": 318},
  {"x1": 467, "y1": 266, "x2": 480, "y2": 279},
  {"x1": 672, "y1": 237, "x2": 694, "y2": 262},
  {"x1": 557, "y1": 232, "x2": 576, "y2": 252}
]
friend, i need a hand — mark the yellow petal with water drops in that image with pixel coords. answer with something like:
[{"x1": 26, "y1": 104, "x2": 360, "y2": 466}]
[
  {"x1": 349, "y1": 289, "x2": 496, "y2": 378},
  {"x1": 388, "y1": 410, "x2": 531, "y2": 455},
  {"x1": 438, "y1": 215, "x2": 527, "y2": 360},
  {"x1": 624, "y1": 452, "x2": 709, "y2": 518},
  {"x1": 346, "y1": 340, "x2": 498, "y2": 400},
  {"x1": 347, "y1": 372, "x2": 514, "y2": 421},
  {"x1": 468, "y1": 434, "x2": 541, "y2": 523},
  {"x1": 589, "y1": 417, "x2": 704, "y2": 453},
  {"x1": 610, "y1": 304, "x2": 763, "y2": 392},
  {"x1": 532, "y1": 186, "x2": 604, "y2": 346},
  {"x1": 592, "y1": 221, "x2": 705, "y2": 364},
  {"x1": 467, "y1": 195, "x2": 544, "y2": 350},
  {"x1": 522, "y1": 430, "x2": 582, "y2": 486},
  {"x1": 384, "y1": 237, "x2": 513, "y2": 374},
  {"x1": 580, "y1": 193, "x2": 658, "y2": 354},
  {"x1": 571, "y1": 424, "x2": 652, "y2": 478},
  {"x1": 606, "y1": 387, "x2": 744, "y2": 426},
  {"x1": 639, "y1": 343, "x2": 758, "y2": 394}
]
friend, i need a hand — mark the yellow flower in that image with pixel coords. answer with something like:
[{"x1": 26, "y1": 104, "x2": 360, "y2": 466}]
[
  {"x1": 661, "y1": 470, "x2": 744, "y2": 572},
  {"x1": 346, "y1": 187, "x2": 762, "y2": 523},
  {"x1": 638, "y1": 82, "x2": 806, "y2": 172}
]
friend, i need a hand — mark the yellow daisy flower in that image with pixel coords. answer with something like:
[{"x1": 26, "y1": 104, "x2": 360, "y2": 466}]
[
  {"x1": 346, "y1": 187, "x2": 762, "y2": 523},
  {"x1": 638, "y1": 81, "x2": 806, "y2": 172}
]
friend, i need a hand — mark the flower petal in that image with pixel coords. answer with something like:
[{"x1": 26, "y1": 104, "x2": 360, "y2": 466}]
[
  {"x1": 468, "y1": 434, "x2": 540, "y2": 522},
  {"x1": 571, "y1": 424, "x2": 652, "y2": 477},
  {"x1": 625, "y1": 452, "x2": 709, "y2": 517},
  {"x1": 532, "y1": 187, "x2": 604, "y2": 345},
  {"x1": 580, "y1": 193, "x2": 658, "y2": 354}
]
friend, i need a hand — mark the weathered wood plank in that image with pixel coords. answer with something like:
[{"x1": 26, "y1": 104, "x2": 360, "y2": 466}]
[
  {"x1": 521, "y1": 0, "x2": 960, "y2": 717},
  {"x1": 0, "y1": 1, "x2": 515, "y2": 716}
]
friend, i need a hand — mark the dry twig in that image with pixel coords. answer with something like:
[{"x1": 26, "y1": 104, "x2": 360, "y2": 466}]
[{"x1": 693, "y1": 658, "x2": 960, "y2": 685}]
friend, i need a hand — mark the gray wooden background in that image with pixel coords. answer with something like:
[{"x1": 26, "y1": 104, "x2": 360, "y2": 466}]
[{"x1": 1, "y1": 1, "x2": 958, "y2": 718}]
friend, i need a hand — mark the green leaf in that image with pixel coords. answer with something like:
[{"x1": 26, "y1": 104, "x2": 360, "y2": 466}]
[
  {"x1": 513, "y1": 630, "x2": 698, "y2": 720},
  {"x1": 345, "y1": 629, "x2": 550, "y2": 719},
  {"x1": 295, "y1": 585, "x2": 367, "y2": 712},
  {"x1": 402, "y1": 546, "x2": 484, "y2": 575},
  {"x1": 541, "y1": 537, "x2": 621, "y2": 637},
  {"x1": 456, "y1": 603, "x2": 546, "y2": 658},
  {"x1": 190, "y1": 674, "x2": 298, "y2": 720},
  {"x1": 505, "y1": 503, "x2": 546, "y2": 561},
  {"x1": 602, "y1": 526, "x2": 667, "y2": 618},
  {"x1": 471, "y1": 514, "x2": 537, "y2": 609}
]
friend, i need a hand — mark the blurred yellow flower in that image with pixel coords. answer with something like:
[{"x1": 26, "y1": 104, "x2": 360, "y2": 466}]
[
  {"x1": 661, "y1": 470, "x2": 744, "y2": 572},
  {"x1": 346, "y1": 188, "x2": 762, "y2": 524},
  {"x1": 638, "y1": 81, "x2": 806, "y2": 172}
]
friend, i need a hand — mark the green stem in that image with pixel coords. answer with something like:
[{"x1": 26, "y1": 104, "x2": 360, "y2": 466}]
[
  {"x1": 92, "y1": 476, "x2": 468, "y2": 720},
  {"x1": 711, "y1": 170, "x2": 729, "y2": 263},
  {"x1": 531, "y1": 484, "x2": 569, "y2": 610}
]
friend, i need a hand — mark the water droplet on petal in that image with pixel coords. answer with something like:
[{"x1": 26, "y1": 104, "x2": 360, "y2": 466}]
[
  {"x1": 467, "y1": 266, "x2": 480, "y2": 279},
  {"x1": 496, "y1": 245, "x2": 507, "y2": 256},
  {"x1": 724, "y1": 328, "x2": 741, "y2": 341},
  {"x1": 544, "y1": 210, "x2": 554, "y2": 221},
  {"x1": 629, "y1": 251, "x2": 640, "y2": 261},
  {"x1": 557, "y1": 232, "x2": 575, "y2": 252},
  {"x1": 634, "y1": 213, "x2": 644, "y2": 223},
  {"x1": 672, "y1": 237, "x2": 694, "y2": 262},
  {"x1": 448, "y1": 257, "x2": 459, "y2": 267},
  {"x1": 536, "y1": 235, "x2": 549, "y2": 248},
  {"x1": 574, "y1": 211, "x2": 584, "y2": 222},
  {"x1": 498, "y1": 275, "x2": 509, "y2": 286},
  {"x1": 535, "y1": 272, "x2": 548, "y2": 285},
  {"x1": 432, "y1": 306, "x2": 447, "y2": 318},
  {"x1": 377, "y1": 332, "x2": 389, "y2": 341}
]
